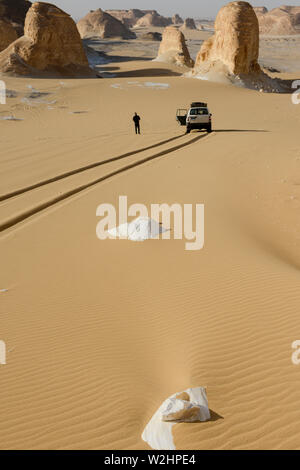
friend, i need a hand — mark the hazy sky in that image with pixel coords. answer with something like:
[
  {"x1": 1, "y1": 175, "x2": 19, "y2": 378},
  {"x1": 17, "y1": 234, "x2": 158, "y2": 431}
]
[{"x1": 36, "y1": 1, "x2": 300, "y2": 20}]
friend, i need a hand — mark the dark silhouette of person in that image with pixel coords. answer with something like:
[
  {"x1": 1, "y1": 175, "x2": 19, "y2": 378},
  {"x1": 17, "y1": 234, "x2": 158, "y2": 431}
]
[{"x1": 133, "y1": 112, "x2": 141, "y2": 134}]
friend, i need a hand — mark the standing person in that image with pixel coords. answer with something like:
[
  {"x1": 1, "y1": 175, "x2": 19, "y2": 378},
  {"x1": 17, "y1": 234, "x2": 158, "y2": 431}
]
[{"x1": 133, "y1": 112, "x2": 141, "y2": 135}]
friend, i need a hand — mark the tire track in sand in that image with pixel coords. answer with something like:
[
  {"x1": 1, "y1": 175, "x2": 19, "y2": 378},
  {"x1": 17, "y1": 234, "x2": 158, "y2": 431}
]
[{"x1": 0, "y1": 132, "x2": 213, "y2": 233}]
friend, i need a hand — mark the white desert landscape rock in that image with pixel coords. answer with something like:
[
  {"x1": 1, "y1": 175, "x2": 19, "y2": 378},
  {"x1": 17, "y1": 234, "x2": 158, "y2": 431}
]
[
  {"x1": 135, "y1": 11, "x2": 172, "y2": 28},
  {"x1": 0, "y1": 18, "x2": 18, "y2": 51},
  {"x1": 192, "y1": 1, "x2": 292, "y2": 92},
  {"x1": 0, "y1": 0, "x2": 32, "y2": 50},
  {"x1": 172, "y1": 14, "x2": 184, "y2": 25},
  {"x1": 183, "y1": 18, "x2": 197, "y2": 30},
  {"x1": 194, "y1": 1, "x2": 261, "y2": 76},
  {"x1": 0, "y1": 0, "x2": 31, "y2": 34},
  {"x1": 142, "y1": 388, "x2": 210, "y2": 450},
  {"x1": 156, "y1": 26, "x2": 194, "y2": 68},
  {"x1": 105, "y1": 9, "x2": 145, "y2": 27},
  {"x1": 255, "y1": 5, "x2": 300, "y2": 35},
  {"x1": 0, "y1": 2, "x2": 92, "y2": 76},
  {"x1": 77, "y1": 9, "x2": 136, "y2": 40},
  {"x1": 141, "y1": 32, "x2": 162, "y2": 41}
]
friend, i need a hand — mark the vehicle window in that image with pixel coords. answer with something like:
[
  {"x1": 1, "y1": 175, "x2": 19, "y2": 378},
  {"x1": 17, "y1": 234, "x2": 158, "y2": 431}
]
[{"x1": 190, "y1": 108, "x2": 208, "y2": 115}]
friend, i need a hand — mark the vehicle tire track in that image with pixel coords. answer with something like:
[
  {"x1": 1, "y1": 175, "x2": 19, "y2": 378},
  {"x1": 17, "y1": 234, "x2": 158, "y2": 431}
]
[
  {"x1": 0, "y1": 132, "x2": 213, "y2": 233},
  {"x1": 0, "y1": 134, "x2": 185, "y2": 202}
]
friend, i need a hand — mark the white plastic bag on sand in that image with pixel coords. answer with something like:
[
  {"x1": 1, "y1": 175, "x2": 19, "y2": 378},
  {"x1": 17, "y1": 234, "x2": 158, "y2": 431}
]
[{"x1": 142, "y1": 387, "x2": 210, "y2": 450}]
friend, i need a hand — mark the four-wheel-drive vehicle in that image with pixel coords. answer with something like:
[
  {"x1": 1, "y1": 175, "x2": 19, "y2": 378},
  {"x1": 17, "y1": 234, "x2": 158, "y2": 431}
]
[{"x1": 176, "y1": 102, "x2": 212, "y2": 133}]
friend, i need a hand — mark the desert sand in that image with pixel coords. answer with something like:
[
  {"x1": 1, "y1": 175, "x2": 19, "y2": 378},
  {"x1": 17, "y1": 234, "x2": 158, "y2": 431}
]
[{"x1": 1, "y1": 4, "x2": 300, "y2": 451}]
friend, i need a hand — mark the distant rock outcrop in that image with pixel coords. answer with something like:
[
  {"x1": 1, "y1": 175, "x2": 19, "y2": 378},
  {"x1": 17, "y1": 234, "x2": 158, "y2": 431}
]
[
  {"x1": 172, "y1": 14, "x2": 184, "y2": 25},
  {"x1": 105, "y1": 9, "x2": 145, "y2": 27},
  {"x1": 135, "y1": 12, "x2": 172, "y2": 28},
  {"x1": 141, "y1": 32, "x2": 162, "y2": 41},
  {"x1": 253, "y1": 6, "x2": 268, "y2": 15},
  {"x1": 0, "y1": 2, "x2": 92, "y2": 76},
  {"x1": 183, "y1": 18, "x2": 197, "y2": 30},
  {"x1": 77, "y1": 9, "x2": 136, "y2": 39},
  {"x1": 0, "y1": 0, "x2": 31, "y2": 28},
  {"x1": 255, "y1": 5, "x2": 300, "y2": 35},
  {"x1": 0, "y1": 0, "x2": 32, "y2": 45},
  {"x1": 156, "y1": 26, "x2": 194, "y2": 67},
  {"x1": 194, "y1": 1, "x2": 260, "y2": 76},
  {"x1": 0, "y1": 18, "x2": 18, "y2": 51}
]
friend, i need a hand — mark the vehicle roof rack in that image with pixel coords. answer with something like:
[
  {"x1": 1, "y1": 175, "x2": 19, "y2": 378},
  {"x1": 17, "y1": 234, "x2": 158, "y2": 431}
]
[{"x1": 190, "y1": 102, "x2": 207, "y2": 108}]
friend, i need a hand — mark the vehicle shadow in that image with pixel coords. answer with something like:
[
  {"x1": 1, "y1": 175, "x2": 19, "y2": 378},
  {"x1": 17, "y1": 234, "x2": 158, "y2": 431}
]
[{"x1": 214, "y1": 129, "x2": 269, "y2": 133}]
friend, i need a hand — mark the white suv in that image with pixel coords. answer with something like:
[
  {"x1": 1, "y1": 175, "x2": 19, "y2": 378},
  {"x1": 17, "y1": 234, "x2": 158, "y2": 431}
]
[
  {"x1": 186, "y1": 105, "x2": 212, "y2": 134},
  {"x1": 176, "y1": 102, "x2": 212, "y2": 134}
]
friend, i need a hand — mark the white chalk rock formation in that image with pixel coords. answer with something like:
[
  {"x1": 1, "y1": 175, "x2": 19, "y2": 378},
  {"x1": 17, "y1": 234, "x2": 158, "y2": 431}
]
[
  {"x1": 194, "y1": 1, "x2": 261, "y2": 76},
  {"x1": 156, "y1": 26, "x2": 194, "y2": 68},
  {"x1": 0, "y1": 2, "x2": 92, "y2": 76},
  {"x1": 172, "y1": 14, "x2": 183, "y2": 25},
  {"x1": 135, "y1": 12, "x2": 172, "y2": 28},
  {"x1": 254, "y1": 5, "x2": 300, "y2": 35},
  {"x1": 0, "y1": 18, "x2": 18, "y2": 51},
  {"x1": 141, "y1": 32, "x2": 162, "y2": 41},
  {"x1": 0, "y1": 0, "x2": 31, "y2": 34},
  {"x1": 105, "y1": 9, "x2": 145, "y2": 27},
  {"x1": 142, "y1": 388, "x2": 210, "y2": 450},
  {"x1": 191, "y1": 2, "x2": 291, "y2": 92},
  {"x1": 77, "y1": 9, "x2": 136, "y2": 39},
  {"x1": 183, "y1": 18, "x2": 197, "y2": 30},
  {"x1": 254, "y1": 6, "x2": 268, "y2": 15}
]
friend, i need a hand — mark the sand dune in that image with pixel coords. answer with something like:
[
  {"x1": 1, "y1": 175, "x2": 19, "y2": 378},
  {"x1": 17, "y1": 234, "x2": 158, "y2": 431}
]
[{"x1": 1, "y1": 40, "x2": 300, "y2": 451}]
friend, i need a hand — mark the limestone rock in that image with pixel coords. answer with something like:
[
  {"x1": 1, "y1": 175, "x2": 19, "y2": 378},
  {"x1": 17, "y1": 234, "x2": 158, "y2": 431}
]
[
  {"x1": 255, "y1": 5, "x2": 300, "y2": 35},
  {"x1": 0, "y1": 2, "x2": 92, "y2": 77},
  {"x1": 105, "y1": 9, "x2": 144, "y2": 27},
  {"x1": 77, "y1": 9, "x2": 136, "y2": 39},
  {"x1": 156, "y1": 26, "x2": 194, "y2": 68},
  {"x1": 142, "y1": 388, "x2": 210, "y2": 450},
  {"x1": 0, "y1": 0, "x2": 31, "y2": 29},
  {"x1": 141, "y1": 32, "x2": 162, "y2": 41},
  {"x1": 0, "y1": 18, "x2": 18, "y2": 51},
  {"x1": 135, "y1": 12, "x2": 172, "y2": 28},
  {"x1": 0, "y1": 0, "x2": 32, "y2": 43},
  {"x1": 194, "y1": 1, "x2": 261, "y2": 76},
  {"x1": 253, "y1": 6, "x2": 268, "y2": 15},
  {"x1": 183, "y1": 18, "x2": 197, "y2": 30},
  {"x1": 162, "y1": 391, "x2": 206, "y2": 422},
  {"x1": 172, "y1": 14, "x2": 184, "y2": 25}
]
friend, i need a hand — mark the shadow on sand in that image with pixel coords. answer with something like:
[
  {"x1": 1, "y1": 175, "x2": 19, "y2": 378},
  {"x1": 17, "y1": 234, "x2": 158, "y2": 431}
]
[
  {"x1": 189, "y1": 129, "x2": 269, "y2": 134},
  {"x1": 209, "y1": 409, "x2": 224, "y2": 422},
  {"x1": 183, "y1": 410, "x2": 224, "y2": 424},
  {"x1": 214, "y1": 129, "x2": 269, "y2": 133},
  {"x1": 113, "y1": 68, "x2": 181, "y2": 78}
]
